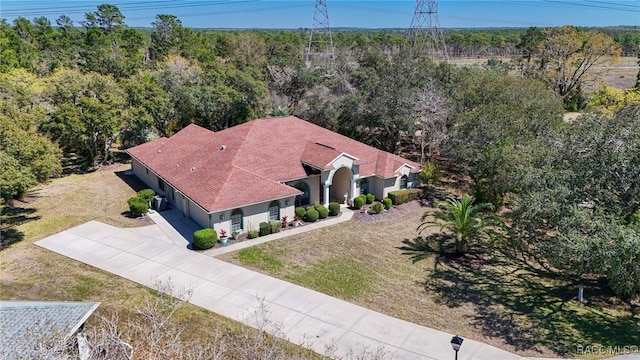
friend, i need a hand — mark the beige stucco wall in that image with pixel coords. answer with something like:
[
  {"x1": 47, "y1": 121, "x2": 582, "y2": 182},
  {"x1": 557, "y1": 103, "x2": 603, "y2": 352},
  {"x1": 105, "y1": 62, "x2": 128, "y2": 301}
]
[
  {"x1": 330, "y1": 167, "x2": 352, "y2": 202},
  {"x1": 285, "y1": 175, "x2": 320, "y2": 206},
  {"x1": 367, "y1": 176, "x2": 385, "y2": 200},
  {"x1": 210, "y1": 195, "x2": 297, "y2": 235},
  {"x1": 382, "y1": 177, "x2": 400, "y2": 198},
  {"x1": 189, "y1": 199, "x2": 209, "y2": 229},
  {"x1": 132, "y1": 159, "x2": 162, "y2": 194}
]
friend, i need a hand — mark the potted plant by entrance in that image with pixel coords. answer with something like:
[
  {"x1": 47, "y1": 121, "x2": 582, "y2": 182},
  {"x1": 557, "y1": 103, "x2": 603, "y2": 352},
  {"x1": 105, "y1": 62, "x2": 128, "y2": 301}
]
[
  {"x1": 219, "y1": 229, "x2": 228, "y2": 245},
  {"x1": 231, "y1": 230, "x2": 240, "y2": 240}
]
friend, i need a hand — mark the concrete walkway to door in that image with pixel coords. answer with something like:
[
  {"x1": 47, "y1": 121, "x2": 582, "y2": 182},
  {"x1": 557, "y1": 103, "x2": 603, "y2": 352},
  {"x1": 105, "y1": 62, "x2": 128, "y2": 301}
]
[{"x1": 35, "y1": 218, "x2": 526, "y2": 360}]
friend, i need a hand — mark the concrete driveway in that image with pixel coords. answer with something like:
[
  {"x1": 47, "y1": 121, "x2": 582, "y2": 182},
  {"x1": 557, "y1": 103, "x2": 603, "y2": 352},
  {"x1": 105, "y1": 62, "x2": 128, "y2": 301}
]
[{"x1": 36, "y1": 217, "x2": 525, "y2": 360}]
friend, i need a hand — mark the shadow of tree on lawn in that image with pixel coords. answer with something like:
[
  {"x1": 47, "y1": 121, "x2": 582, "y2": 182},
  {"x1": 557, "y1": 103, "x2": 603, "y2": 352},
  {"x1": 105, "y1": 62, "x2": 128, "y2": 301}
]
[
  {"x1": 0, "y1": 205, "x2": 40, "y2": 251},
  {"x1": 401, "y1": 237, "x2": 640, "y2": 357}
]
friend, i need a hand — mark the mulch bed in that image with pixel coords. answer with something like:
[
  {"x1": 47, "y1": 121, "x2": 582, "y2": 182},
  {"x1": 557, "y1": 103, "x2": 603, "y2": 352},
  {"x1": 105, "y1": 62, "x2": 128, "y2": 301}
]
[{"x1": 351, "y1": 200, "x2": 426, "y2": 222}]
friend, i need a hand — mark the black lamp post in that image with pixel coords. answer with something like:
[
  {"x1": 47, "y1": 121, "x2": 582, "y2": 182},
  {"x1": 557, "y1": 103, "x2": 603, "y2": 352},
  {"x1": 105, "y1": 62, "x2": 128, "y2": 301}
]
[{"x1": 451, "y1": 335, "x2": 464, "y2": 360}]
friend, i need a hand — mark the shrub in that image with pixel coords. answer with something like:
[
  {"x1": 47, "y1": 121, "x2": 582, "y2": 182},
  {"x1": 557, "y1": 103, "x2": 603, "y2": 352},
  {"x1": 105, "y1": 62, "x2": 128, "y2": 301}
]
[
  {"x1": 388, "y1": 189, "x2": 422, "y2": 205},
  {"x1": 382, "y1": 197, "x2": 392, "y2": 210},
  {"x1": 353, "y1": 195, "x2": 365, "y2": 209},
  {"x1": 304, "y1": 208, "x2": 319, "y2": 222},
  {"x1": 370, "y1": 202, "x2": 383, "y2": 214},
  {"x1": 407, "y1": 188, "x2": 422, "y2": 201},
  {"x1": 193, "y1": 228, "x2": 217, "y2": 250},
  {"x1": 295, "y1": 207, "x2": 306, "y2": 218},
  {"x1": 259, "y1": 222, "x2": 272, "y2": 237},
  {"x1": 127, "y1": 197, "x2": 148, "y2": 216},
  {"x1": 419, "y1": 163, "x2": 442, "y2": 185},
  {"x1": 136, "y1": 188, "x2": 156, "y2": 203},
  {"x1": 248, "y1": 230, "x2": 259, "y2": 239},
  {"x1": 315, "y1": 204, "x2": 329, "y2": 219},
  {"x1": 365, "y1": 193, "x2": 375, "y2": 204},
  {"x1": 328, "y1": 202, "x2": 341, "y2": 216},
  {"x1": 270, "y1": 220, "x2": 282, "y2": 233}
]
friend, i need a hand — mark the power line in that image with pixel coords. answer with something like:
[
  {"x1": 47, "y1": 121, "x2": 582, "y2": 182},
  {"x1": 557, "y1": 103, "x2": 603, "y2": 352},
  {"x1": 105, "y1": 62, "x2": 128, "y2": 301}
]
[
  {"x1": 542, "y1": 0, "x2": 640, "y2": 12},
  {"x1": 0, "y1": 0, "x2": 257, "y2": 18}
]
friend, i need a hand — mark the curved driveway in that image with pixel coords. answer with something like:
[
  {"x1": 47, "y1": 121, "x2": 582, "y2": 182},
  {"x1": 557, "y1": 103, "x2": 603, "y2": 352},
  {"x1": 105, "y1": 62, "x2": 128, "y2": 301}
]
[{"x1": 36, "y1": 212, "x2": 524, "y2": 360}]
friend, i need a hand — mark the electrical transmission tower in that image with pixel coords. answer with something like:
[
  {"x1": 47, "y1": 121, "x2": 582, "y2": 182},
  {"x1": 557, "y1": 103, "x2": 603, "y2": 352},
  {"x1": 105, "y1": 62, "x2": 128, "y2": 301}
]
[
  {"x1": 305, "y1": 0, "x2": 335, "y2": 70},
  {"x1": 409, "y1": 0, "x2": 448, "y2": 61}
]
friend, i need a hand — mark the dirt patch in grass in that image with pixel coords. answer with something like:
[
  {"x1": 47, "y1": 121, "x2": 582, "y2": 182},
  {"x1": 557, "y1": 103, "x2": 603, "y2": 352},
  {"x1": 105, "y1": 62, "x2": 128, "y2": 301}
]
[{"x1": 220, "y1": 197, "x2": 640, "y2": 359}]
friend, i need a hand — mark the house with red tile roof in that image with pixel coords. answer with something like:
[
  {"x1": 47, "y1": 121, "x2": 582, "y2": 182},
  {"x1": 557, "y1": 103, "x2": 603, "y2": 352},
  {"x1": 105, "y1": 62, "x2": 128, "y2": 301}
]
[{"x1": 127, "y1": 116, "x2": 421, "y2": 233}]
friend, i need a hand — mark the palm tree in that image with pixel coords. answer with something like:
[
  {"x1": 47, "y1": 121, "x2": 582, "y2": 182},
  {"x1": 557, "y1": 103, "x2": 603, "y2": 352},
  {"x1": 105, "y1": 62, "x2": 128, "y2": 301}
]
[{"x1": 418, "y1": 194, "x2": 495, "y2": 256}]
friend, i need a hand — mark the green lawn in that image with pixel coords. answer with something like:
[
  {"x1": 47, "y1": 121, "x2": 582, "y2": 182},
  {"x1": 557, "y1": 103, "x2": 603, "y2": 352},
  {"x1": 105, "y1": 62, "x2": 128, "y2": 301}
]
[{"x1": 220, "y1": 200, "x2": 640, "y2": 359}]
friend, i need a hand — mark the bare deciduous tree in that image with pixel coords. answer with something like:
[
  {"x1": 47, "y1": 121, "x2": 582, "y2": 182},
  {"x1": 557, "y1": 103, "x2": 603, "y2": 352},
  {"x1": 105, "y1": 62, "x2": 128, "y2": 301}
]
[{"x1": 414, "y1": 80, "x2": 449, "y2": 163}]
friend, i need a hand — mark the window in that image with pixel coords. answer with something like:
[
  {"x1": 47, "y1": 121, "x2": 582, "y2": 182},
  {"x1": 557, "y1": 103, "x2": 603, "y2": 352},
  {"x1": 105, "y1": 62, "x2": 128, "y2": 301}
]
[
  {"x1": 400, "y1": 175, "x2": 408, "y2": 189},
  {"x1": 158, "y1": 178, "x2": 166, "y2": 192},
  {"x1": 294, "y1": 181, "x2": 310, "y2": 207},
  {"x1": 268, "y1": 201, "x2": 280, "y2": 221},
  {"x1": 231, "y1": 209, "x2": 243, "y2": 232},
  {"x1": 359, "y1": 178, "x2": 368, "y2": 195}
]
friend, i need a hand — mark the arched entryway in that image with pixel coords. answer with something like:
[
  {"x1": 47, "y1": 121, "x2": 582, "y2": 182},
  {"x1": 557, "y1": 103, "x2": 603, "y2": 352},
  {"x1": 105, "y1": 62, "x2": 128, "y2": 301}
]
[{"x1": 331, "y1": 167, "x2": 352, "y2": 202}]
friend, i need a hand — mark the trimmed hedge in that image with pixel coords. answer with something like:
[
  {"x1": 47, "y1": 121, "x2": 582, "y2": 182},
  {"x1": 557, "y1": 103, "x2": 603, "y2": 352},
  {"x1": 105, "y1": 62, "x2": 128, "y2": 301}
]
[
  {"x1": 328, "y1": 202, "x2": 341, "y2": 216},
  {"x1": 315, "y1": 204, "x2": 329, "y2": 219},
  {"x1": 136, "y1": 188, "x2": 155, "y2": 203},
  {"x1": 248, "y1": 230, "x2": 259, "y2": 239},
  {"x1": 259, "y1": 222, "x2": 272, "y2": 237},
  {"x1": 127, "y1": 197, "x2": 148, "y2": 216},
  {"x1": 295, "y1": 207, "x2": 306, "y2": 218},
  {"x1": 383, "y1": 197, "x2": 392, "y2": 210},
  {"x1": 388, "y1": 189, "x2": 422, "y2": 205},
  {"x1": 365, "y1": 193, "x2": 375, "y2": 204},
  {"x1": 304, "y1": 208, "x2": 319, "y2": 222},
  {"x1": 370, "y1": 202, "x2": 383, "y2": 214},
  {"x1": 193, "y1": 228, "x2": 217, "y2": 250}
]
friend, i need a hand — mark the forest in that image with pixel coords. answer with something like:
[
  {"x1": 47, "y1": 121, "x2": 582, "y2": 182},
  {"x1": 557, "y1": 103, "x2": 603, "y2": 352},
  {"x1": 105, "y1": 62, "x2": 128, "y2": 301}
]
[{"x1": 1, "y1": 3, "x2": 639, "y2": 301}]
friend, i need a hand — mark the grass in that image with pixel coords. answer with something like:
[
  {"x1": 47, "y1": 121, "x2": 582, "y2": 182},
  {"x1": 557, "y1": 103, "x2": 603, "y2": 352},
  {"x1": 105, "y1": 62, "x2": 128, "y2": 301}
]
[
  {"x1": 0, "y1": 163, "x2": 323, "y2": 359},
  {"x1": 220, "y1": 200, "x2": 640, "y2": 359},
  {"x1": 237, "y1": 247, "x2": 284, "y2": 271},
  {"x1": 291, "y1": 257, "x2": 373, "y2": 300},
  {"x1": 236, "y1": 248, "x2": 372, "y2": 299}
]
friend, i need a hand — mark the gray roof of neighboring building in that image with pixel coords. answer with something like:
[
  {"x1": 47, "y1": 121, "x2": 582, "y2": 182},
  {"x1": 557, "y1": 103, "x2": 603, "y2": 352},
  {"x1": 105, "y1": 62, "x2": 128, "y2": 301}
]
[{"x1": 0, "y1": 300, "x2": 100, "y2": 359}]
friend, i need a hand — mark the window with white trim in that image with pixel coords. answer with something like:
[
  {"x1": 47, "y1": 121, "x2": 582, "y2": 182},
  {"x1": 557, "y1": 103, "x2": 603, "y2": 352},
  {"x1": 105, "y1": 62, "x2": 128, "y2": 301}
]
[
  {"x1": 231, "y1": 209, "x2": 243, "y2": 232},
  {"x1": 400, "y1": 175, "x2": 408, "y2": 189},
  {"x1": 268, "y1": 201, "x2": 280, "y2": 221}
]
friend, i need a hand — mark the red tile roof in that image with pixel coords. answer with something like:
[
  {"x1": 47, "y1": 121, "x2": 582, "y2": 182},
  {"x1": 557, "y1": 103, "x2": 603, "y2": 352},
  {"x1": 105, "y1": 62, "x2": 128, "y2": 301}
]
[{"x1": 127, "y1": 116, "x2": 420, "y2": 212}]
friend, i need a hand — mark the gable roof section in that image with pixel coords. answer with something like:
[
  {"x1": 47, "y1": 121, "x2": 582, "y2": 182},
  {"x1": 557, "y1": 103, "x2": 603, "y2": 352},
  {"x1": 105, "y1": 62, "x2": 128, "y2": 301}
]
[
  {"x1": 127, "y1": 116, "x2": 420, "y2": 212},
  {"x1": 300, "y1": 141, "x2": 341, "y2": 170},
  {"x1": 0, "y1": 301, "x2": 100, "y2": 359}
]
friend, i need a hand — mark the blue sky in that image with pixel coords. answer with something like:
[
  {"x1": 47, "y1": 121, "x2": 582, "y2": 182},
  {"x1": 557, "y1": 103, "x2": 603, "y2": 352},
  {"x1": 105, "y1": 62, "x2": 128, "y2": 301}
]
[{"x1": 1, "y1": 0, "x2": 638, "y2": 28}]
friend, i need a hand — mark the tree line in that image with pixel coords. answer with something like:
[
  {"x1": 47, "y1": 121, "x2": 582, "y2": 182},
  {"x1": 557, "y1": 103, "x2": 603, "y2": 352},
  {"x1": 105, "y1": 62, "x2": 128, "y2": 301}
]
[{"x1": 1, "y1": 4, "x2": 638, "y2": 297}]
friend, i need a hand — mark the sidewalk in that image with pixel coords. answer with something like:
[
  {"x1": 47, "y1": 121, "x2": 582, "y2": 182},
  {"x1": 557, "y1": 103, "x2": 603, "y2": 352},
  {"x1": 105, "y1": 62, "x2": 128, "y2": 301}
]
[{"x1": 35, "y1": 217, "x2": 522, "y2": 360}]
